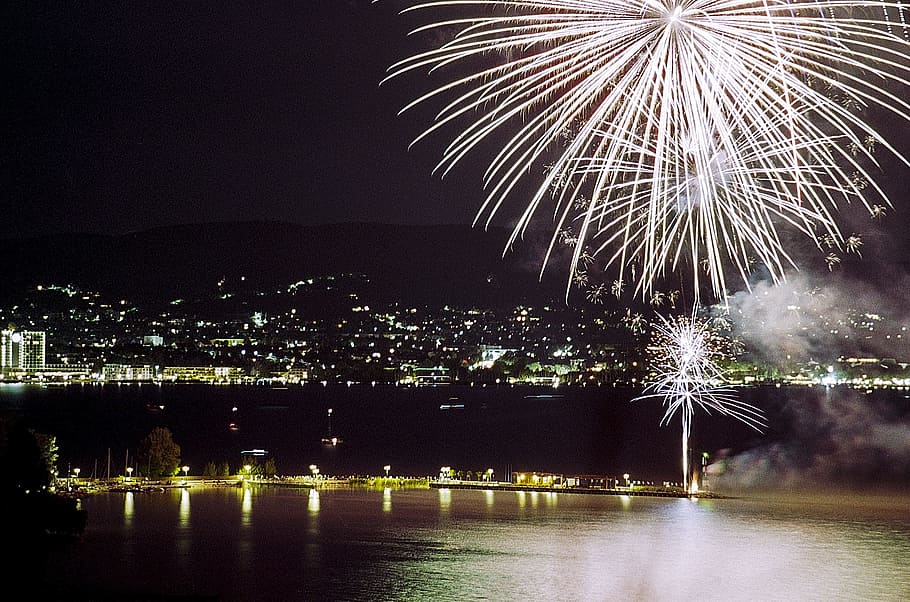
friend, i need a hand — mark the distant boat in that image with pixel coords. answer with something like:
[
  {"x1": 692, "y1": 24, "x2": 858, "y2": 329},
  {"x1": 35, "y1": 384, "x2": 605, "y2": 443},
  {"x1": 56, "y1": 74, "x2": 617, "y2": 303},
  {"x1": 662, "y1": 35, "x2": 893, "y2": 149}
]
[
  {"x1": 228, "y1": 422, "x2": 239, "y2": 431},
  {"x1": 439, "y1": 403, "x2": 465, "y2": 410},
  {"x1": 321, "y1": 407, "x2": 341, "y2": 445}
]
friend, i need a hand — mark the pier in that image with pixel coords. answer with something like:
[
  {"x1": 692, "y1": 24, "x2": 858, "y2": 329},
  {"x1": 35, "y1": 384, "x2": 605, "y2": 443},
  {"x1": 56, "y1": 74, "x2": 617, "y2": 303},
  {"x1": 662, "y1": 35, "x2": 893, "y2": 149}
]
[{"x1": 430, "y1": 481, "x2": 727, "y2": 499}]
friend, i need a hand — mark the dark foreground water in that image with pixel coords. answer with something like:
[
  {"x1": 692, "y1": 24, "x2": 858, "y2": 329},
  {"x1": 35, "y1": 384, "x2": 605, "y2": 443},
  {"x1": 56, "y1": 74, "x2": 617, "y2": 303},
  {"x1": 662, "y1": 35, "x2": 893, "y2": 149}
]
[
  {"x1": 34, "y1": 486, "x2": 910, "y2": 601},
  {"x1": 0, "y1": 382, "x2": 839, "y2": 479},
  {"x1": 4, "y1": 382, "x2": 909, "y2": 489}
]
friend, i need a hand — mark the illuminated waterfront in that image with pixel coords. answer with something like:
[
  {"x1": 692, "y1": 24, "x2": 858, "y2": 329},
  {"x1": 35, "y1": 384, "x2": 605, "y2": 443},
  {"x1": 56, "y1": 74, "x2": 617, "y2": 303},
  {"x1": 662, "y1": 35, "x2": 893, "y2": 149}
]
[{"x1": 37, "y1": 486, "x2": 910, "y2": 600}]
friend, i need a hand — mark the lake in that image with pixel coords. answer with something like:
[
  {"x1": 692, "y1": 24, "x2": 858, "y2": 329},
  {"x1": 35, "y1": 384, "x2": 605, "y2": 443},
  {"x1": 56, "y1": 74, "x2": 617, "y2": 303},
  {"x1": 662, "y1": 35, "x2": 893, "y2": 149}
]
[
  {"x1": 0, "y1": 382, "x2": 808, "y2": 480},
  {"x1": 5, "y1": 383, "x2": 909, "y2": 599},
  {"x1": 4, "y1": 382, "x2": 908, "y2": 489},
  {"x1": 34, "y1": 485, "x2": 910, "y2": 601}
]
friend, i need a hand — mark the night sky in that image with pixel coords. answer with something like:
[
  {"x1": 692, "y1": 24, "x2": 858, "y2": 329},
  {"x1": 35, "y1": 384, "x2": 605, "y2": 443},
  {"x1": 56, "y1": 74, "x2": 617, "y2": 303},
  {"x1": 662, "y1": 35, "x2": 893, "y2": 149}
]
[
  {"x1": 3, "y1": 0, "x2": 909, "y2": 254},
  {"x1": 2, "y1": 0, "x2": 481, "y2": 239}
]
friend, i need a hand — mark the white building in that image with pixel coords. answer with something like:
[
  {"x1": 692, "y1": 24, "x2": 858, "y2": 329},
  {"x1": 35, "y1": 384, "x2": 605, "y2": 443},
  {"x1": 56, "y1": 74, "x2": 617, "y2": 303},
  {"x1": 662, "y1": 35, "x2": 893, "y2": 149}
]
[
  {"x1": 142, "y1": 335, "x2": 164, "y2": 347},
  {"x1": 1, "y1": 329, "x2": 46, "y2": 375},
  {"x1": 102, "y1": 364, "x2": 156, "y2": 382}
]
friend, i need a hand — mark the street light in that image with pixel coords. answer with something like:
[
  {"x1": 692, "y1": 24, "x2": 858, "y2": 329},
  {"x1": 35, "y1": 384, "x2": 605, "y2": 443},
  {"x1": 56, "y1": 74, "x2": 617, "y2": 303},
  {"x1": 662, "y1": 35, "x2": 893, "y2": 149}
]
[
  {"x1": 486, "y1": 468, "x2": 494, "y2": 483},
  {"x1": 383, "y1": 465, "x2": 391, "y2": 478},
  {"x1": 182, "y1": 465, "x2": 189, "y2": 483},
  {"x1": 309, "y1": 464, "x2": 319, "y2": 479},
  {"x1": 73, "y1": 467, "x2": 80, "y2": 486},
  {"x1": 126, "y1": 466, "x2": 133, "y2": 481}
]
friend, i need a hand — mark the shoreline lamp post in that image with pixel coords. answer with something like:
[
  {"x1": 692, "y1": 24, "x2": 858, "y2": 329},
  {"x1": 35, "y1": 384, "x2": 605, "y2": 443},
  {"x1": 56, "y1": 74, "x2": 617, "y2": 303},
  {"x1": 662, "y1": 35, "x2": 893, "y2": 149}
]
[
  {"x1": 384, "y1": 465, "x2": 391, "y2": 478},
  {"x1": 182, "y1": 465, "x2": 189, "y2": 484}
]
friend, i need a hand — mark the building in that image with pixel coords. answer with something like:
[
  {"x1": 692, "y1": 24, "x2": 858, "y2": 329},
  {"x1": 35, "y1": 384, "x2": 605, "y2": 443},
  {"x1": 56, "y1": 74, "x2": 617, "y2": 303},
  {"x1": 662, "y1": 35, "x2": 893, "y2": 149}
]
[
  {"x1": 142, "y1": 335, "x2": 164, "y2": 347},
  {"x1": 1, "y1": 329, "x2": 46, "y2": 376},
  {"x1": 103, "y1": 364, "x2": 156, "y2": 382},
  {"x1": 400, "y1": 365, "x2": 452, "y2": 386},
  {"x1": 162, "y1": 365, "x2": 246, "y2": 383}
]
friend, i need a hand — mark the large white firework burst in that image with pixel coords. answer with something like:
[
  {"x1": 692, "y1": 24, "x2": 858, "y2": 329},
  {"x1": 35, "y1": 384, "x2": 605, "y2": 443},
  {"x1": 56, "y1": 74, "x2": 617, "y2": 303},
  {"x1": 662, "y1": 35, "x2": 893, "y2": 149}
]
[
  {"x1": 636, "y1": 311, "x2": 766, "y2": 489},
  {"x1": 381, "y1": 0, "x2": 910, "y2": 300}
]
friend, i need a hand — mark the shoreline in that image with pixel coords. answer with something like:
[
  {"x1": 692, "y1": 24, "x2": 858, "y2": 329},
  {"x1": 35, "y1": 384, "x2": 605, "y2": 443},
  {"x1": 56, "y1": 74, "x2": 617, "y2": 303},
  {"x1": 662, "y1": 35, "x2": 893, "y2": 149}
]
[
  {"x1": 61, "y1": 476, "x2": 725, "y2": 499},
  {"x1": 428, "y1": 481, "x2": 727, "y2": 499}
]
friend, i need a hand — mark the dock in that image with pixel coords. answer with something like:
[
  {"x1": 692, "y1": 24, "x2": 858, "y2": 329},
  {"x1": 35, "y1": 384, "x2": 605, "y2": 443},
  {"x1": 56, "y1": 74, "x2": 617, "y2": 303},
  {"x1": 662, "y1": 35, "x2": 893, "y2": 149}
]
[{"x1": 429, "y1": 481, "x2": 726, "y2": 499}]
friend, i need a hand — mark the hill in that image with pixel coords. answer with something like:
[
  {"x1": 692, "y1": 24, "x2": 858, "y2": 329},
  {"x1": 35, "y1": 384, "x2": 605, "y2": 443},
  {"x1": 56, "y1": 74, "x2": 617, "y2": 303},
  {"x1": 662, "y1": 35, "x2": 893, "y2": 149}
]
[{"x1": 0, "y1": 222, "x2": 571, "y2": 307}]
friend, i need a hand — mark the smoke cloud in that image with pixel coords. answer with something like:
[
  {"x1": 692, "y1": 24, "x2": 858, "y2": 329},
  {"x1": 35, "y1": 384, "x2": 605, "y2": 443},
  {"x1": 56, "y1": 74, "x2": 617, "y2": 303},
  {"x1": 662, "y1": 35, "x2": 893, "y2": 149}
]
[
  {"x1": 705, "y1": 267, "x2": 910, "y2": 492},
  {"x1": 720, "y1": 270, "x2": 910, "y2": 367},
  {"x1": 709, "y1": 384, "x2": 910, "y2": 492}
]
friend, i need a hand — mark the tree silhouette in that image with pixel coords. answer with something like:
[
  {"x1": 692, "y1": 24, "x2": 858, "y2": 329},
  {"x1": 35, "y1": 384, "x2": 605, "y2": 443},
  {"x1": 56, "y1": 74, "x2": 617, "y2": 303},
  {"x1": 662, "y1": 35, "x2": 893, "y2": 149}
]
[{"x1": 136, "y1": 427, "x2": 181, "y2": 479}]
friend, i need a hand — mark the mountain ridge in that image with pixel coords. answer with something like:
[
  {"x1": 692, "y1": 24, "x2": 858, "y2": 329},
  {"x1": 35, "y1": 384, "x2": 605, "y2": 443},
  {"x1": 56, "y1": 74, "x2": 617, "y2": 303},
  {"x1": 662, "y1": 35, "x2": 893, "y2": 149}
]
[{"x1": 1, "y1": 221, "x2": 570, "y2": 306}]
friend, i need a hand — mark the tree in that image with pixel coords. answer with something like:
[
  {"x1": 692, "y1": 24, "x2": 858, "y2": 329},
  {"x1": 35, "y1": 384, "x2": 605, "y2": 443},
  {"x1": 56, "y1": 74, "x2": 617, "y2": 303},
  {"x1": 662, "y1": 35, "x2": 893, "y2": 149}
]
[
  {"x1": 136, "y1": 427, "x2": 181, "y2": 479},
  {"x1": 263, "y1": 458, "x2": 277, "y2": 478},
  {"x1": 0, "y1": 416, "x2": 54, "y2": 495}
]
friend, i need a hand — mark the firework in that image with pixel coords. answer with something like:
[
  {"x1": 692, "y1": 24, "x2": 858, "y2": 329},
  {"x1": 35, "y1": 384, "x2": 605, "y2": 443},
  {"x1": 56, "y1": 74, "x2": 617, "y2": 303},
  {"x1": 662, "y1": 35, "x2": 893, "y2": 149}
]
[
  {"x1": 381, "y1": 0, "x2": 910, "y2": 300},
  {"x1": 636, "y1": 311, "x2": 765, "y2": 489}
]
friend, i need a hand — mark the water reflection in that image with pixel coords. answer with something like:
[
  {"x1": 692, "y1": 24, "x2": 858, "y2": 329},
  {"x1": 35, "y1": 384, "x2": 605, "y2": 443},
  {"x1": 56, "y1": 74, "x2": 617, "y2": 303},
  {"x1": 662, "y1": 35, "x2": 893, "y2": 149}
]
[
  {"x1": 438, "y1": 488, "x2": 451, "y2": 512},
  {"x1": 241, "y1": 485, "x2": 252, "y2": 526},
  {"x1": 123, "y1": 491, "x2": 134, "y2": 527},
  {"x1": 308, "y1": 488, "x2": 320, "y2": 514},
  {"x1": 179, "y1": 488, "x2": 190, "y2": 529},
  {"x1": 383, "y1": 487, "x2": 392, "y2": 513},
  {"x1": 56, "y1": 489, "x2": 910, "y2": 601},
  {"x1": 176, "y1": 487, "x2": 192, "y2": 570}
]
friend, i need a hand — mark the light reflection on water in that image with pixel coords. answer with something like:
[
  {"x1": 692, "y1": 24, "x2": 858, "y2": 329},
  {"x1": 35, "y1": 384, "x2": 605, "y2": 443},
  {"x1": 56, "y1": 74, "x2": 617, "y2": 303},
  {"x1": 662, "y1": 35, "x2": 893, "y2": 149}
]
[{"x1": 43, "y1": 487, "x2": 910, "y2": 601}]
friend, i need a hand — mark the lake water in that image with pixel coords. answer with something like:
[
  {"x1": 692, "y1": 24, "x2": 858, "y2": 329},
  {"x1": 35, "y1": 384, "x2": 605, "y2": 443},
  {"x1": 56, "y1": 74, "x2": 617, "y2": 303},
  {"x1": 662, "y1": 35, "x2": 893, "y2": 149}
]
[
  {"x1": 0, "y1": 382, "x2": 802, "y2": 480},
  {"x1": 35, "y1": 486, "x2": 910, "y2": 601},
  {"x1": 4, "y1": 383, "x2": 909, "y2": 599}
]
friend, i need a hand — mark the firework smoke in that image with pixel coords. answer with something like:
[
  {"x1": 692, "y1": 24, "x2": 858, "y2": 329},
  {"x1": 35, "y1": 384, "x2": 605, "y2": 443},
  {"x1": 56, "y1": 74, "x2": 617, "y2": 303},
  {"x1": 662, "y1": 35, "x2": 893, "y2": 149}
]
[{"x1": 710, "y1": 387, "x2": 910, "y2": 491}]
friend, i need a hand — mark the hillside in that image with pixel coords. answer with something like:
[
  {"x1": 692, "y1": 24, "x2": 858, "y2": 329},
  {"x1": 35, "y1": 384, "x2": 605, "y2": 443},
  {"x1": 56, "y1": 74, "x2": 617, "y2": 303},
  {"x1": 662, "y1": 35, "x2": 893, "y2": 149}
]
[{"x1": 0, "y1": 222, "x2": 571, "y2": 307}]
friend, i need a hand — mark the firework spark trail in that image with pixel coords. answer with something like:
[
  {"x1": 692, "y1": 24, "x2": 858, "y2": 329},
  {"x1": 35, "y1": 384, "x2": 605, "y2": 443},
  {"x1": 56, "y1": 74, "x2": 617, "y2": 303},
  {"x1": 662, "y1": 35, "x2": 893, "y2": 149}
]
[
  {"x1": 635, "y1": 311, "x2": 766, "y2": 489},
  {"x1": 380, "y1": 0, "x2": 910, "y2": 301}
]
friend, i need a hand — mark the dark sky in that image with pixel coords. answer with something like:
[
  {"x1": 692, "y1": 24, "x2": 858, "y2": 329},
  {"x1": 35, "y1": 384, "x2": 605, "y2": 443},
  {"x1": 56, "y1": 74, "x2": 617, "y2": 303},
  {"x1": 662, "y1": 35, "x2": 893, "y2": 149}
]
[
  {"x1": 2, "y1": 0, "x2": 480, "y2": 239},
  {"x1": 3, "y1": 0, "x2": 909, "y2": 252}
]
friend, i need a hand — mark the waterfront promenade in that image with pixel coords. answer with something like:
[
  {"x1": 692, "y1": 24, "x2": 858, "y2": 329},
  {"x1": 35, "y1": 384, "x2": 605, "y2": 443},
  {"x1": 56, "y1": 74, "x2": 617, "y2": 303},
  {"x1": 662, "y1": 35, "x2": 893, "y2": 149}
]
[
  {"x1": 429, "y1": 481, "x2": 725, "y2": 499},
  {"x1": 61, "y1": 475, "x2": 724, "y2": 499}
]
